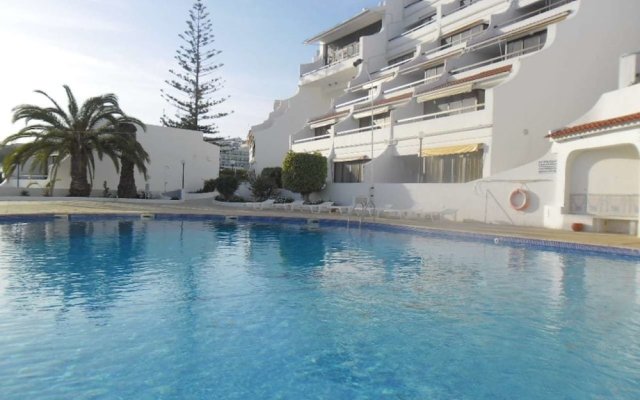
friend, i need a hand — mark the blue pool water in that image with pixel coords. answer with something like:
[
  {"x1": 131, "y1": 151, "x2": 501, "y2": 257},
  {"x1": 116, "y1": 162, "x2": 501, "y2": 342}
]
[{"x1": 0, "y1": 219, "x2": 639, "y2": 399}]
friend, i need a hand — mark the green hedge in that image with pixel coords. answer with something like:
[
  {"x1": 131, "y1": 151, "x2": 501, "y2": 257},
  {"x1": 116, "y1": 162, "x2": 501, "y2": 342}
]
[{"x1": 282, "y1": 152, "x2": 327, "y2": 200}]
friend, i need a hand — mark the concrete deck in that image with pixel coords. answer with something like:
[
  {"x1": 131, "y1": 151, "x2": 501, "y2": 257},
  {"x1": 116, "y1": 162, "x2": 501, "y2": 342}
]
[{"x1": 1, "y1": 199, "x2": 640, "y2": 251}]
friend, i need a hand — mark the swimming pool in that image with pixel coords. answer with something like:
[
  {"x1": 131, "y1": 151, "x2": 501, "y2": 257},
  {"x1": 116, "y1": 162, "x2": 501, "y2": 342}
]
[{"x1": 0, "y1": 218, "x2": 638, "y2": 399}]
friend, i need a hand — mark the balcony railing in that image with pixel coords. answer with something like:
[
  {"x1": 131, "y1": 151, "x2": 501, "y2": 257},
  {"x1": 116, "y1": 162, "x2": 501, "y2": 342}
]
[
  {"x1": 335, "y1": 125, "x2": 384, "y2": 137},
  {"x1": 450, "y1": 43, "x2": 543, "y2": 74},
  {"x1": 293, "y1": 134, "x2": 331, "y2": 144},
  {"x1": 444, "y1": 0, "x2": 485, "y2": 17},
  {"x1": 389, "y1": 18, "x2": 436, "y2": 42},
  {"x1": 569, "y1": 194, "x2": 639, "y2": 217},
  {"x1": 497, "y1": 0, "x2": 575, "y2": 29},
  {"x1": 397, "y1": 103, "x2": 485, "y2": 124},
  {"x1": 384, "y1": 74, "x2": 442, "y2": 95},
  {"x1": 301, "y1": 43, "x2": 360, "y2": 77},
  {"x1": 335, "y1": 95, "x2": 372, "y2": 109}
]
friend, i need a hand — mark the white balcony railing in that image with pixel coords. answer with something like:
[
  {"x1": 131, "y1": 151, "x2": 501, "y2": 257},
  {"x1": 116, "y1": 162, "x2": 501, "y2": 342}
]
[
  {"x1": 450, "y1": 43, "x2": 543, "y2": 74},
  {"x1": 293, "y1": 134, "x2": 331, "y2": 144},
  {"x1": 444, "y1": 0, "x2": 485, "y2": 17},
  {"x1": 384, "y1": 74, "x2": 442, "y2": 95},
  {"x1": 569, "y1": 194, "x2": 639, "y2": 217},
  {"x1": 498, "y1": 0, "x2": 576, "y2": 28},
  {"x1": 301, "y1": 43, "x2": 360, "y2": 77},
  {"x1": 397, "y1": 103, "x2": 485, "y2": 124},
  {"x1": 389, "y1": 18, "x2": 436, "y2": 42},
  {"x1": 335, "y1": 125, "x2": 384, "y2": 136},
  {"x1": 335, "y1": 95, "x2": 372, "y2": 109}
]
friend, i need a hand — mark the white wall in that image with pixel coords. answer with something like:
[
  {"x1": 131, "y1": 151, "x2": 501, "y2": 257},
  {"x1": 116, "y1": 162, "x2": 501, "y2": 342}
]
[
  {"x1": 569, "y1": 145, "x2": 639, "y2": 195},
  {"x1": 1, "y1": 125, "x2": 220, "y2": 196},
  {"x1": 491, "y1": 0, "x2": 640, "y2": 173}
]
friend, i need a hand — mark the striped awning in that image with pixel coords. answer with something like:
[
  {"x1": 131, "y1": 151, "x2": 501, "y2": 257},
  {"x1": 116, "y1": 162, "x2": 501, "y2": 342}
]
[
  {"x1": 310, "y1": 119, "x2": 337, "y2": 129},
  {"x1": 421, "y1": 143, "x2": 483, "y2": 157},
  {"x1": 353, "y1": 106, "x2": 390, "y2": 119},
  {"x1": 333, "y1": 155, "x2": 370, "y2": 163},
  {"x1": 417, "y1": 83, "x2": 474, "y2": 103}
]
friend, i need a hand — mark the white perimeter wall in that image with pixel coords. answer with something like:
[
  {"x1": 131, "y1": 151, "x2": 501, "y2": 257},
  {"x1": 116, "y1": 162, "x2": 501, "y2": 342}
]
[
  {"x1": 1, "y1": 125, "x2": 220, "y2": 196},
  {"x1": 320, "y1": 155, "x2": 555, "y2": 227}
]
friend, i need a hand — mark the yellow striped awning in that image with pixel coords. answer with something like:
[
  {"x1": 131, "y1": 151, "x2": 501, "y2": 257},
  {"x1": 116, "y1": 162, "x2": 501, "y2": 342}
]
[{"x1": 421, "y1": 143, "x2": 483, "y2": 157}]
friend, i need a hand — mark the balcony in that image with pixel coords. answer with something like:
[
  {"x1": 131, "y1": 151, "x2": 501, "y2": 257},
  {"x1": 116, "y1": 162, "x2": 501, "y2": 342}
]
[
  {"x1": 450, "y1": 42, "x2": 543, "y2": 75},
  {"x1": 291, "y1": 133, "x2": 332, "y2": 154},
  {"x1": 498, "y1": 0, "x2": 576, "y2": 29},
  {"x1": 300, "y1": 42, "x2": 360, "y2": 79},
  {"x1": 569, "y1": 194, "x2": 639, "y2": 218},
  {"x1": 397, "y1": 103, "x2": 486, "y2": 125},
  {"x1": 443, "y1": 0, "x2": 487, "y2": 18},
  {"x1": 384, "y1": 74, "x2": 442, "y2": 95}
]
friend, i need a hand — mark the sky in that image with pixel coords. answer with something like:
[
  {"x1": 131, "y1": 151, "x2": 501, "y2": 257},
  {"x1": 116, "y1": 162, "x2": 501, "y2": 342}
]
[{"x1": 0, "y1": 0, "x2": 374, "y2": 140}]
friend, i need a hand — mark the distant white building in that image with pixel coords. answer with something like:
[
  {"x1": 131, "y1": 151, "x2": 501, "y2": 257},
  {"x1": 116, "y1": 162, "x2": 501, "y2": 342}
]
[
  {"x1": 219, "y1": 137, "x2": 250, "y2": 171},
  {"x1": 0, "y1": 125, "x2": 220, "y2": 197}
]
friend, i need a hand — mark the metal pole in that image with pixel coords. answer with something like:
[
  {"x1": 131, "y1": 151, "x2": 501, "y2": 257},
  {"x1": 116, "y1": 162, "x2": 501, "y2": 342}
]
[{"x1": 181, "y1": 161, "x2": 185, "y2": 190}]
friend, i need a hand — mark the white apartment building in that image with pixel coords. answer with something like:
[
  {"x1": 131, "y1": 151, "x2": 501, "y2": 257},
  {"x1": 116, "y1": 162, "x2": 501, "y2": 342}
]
[
  {"x1": 219, "y1": 137, "x2": 250, "y2": 171},
  {"x1": 251, "y1": 0, "x2": 640, "y2": 227}
]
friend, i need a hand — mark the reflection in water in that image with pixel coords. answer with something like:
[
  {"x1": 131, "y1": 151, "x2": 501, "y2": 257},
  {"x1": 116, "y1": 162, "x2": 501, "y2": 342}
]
[{"x1": 2, "y1": 221, "x2": 147, "y2": 318}]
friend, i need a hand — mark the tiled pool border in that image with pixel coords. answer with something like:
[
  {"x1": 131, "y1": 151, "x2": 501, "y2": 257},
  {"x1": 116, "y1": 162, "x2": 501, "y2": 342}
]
[{"x1": 1, "y1": 212, "x2": 639, "y2": 259}]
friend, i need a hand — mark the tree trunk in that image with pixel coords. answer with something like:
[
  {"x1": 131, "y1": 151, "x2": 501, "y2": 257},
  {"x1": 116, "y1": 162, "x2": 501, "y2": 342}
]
[
  {"x1": 117, "y1": 157, "x2": 137, "y2": 198},
  {"x1": 68, "y1": 153, "x2": 91, "y2": 197}
]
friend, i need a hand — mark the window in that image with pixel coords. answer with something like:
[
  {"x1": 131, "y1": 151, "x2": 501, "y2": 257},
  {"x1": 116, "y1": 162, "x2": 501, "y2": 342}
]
[
  {"x1": 314, "y1": 125, "x2": 331, "y2": 137},
  {"x1": 425, "y1": 64, "x2": 445, "y2": 80},
  {"x1": 358, "y1": 111, "x2": 391, "y2": 128},
  {"x1": 506, "y1": 31, "x2": 547, "y2": 57},
  {"x1": 334, "y1": 161, "x2": 366, "y2": 183},
  {"x1": 441, "y1": 23, "x2": 487, "y2": 47},
  {"x1": 459, "y1": 0, "x2": 480, "y2": 7},
  {"x1": 423, "y1": 149, "x2": 484, "y2": 183},
  {"x1": 325, "y1": 21, "x2": 382, "y2": 65},
  {"x1": 388, "y1": 51, "x2": 415, "y2": 66},
  {"x1": 424, "y1": 90, "x2": 485, "y2": 116}
]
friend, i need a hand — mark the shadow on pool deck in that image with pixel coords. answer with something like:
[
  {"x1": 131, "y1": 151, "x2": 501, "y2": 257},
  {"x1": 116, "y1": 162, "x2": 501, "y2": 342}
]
[{"x1": 1, "y1": 199, "x2": 640, "y2": 250}]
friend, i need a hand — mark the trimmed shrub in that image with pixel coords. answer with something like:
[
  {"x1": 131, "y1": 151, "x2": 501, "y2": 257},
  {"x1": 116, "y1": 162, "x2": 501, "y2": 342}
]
[
  {"x1": 250, "y1": 175, "x2": 278, "y2": 202},
  {"x1": 261, "y1": 167, "x2": 282, "y2": 188},
  {"x1": 199, "y1": 179, "x2": 217, "y2": 193},
  {"x1": 216, "y1": 175, "x2": 239, "y2": 201},
  {"x1": 219, "y1": 168, "x2": 248, "y2": 182},
  {"x1": 282, "y1": 151, "x2": 327, "y2": 201}
]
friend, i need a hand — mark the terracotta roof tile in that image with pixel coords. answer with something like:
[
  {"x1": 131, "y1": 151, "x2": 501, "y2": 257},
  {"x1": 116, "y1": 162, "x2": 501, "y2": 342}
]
[{"x1": 548, "y1": 112, "x2": 640, "y2": 139}]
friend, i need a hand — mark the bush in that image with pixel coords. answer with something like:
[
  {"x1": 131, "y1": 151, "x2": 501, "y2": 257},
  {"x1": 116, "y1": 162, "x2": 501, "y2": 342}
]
[
  {"x1": 250, "y1": 174, "x2": 279, "y2": 202},
  {"x1": 282, "y1": 152, "x2": 327, "y2": 201},
  {"x1": 261, "y1": 167, "x2": 282, "y2": 188},
  {"x1": 216, "y1": 175, "x2": 239, "y2": 201},
  {"x1": 215, "y1": 194, "x2": 245, "y2": 202},
  {"x1": 198, "y1": 179, "x2": 217, "y2": 193},
  {"x1": 220, "y1": 168, "x2": 248, "y2": 182}
]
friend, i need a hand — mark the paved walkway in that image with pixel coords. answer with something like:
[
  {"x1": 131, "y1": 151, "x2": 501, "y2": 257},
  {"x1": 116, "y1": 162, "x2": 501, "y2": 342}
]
[{"x1": 1, "y1": 199, "x2": 640, "y2": 251}]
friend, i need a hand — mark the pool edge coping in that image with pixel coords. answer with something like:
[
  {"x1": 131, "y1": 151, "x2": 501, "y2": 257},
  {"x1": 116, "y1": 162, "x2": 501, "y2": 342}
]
[{"x1": 1, "y1": 211, "x2": 639, "y2": 259}]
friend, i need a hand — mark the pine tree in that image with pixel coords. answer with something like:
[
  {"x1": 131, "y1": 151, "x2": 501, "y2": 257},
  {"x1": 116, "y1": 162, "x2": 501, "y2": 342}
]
[{"x1": 161, "y1": 0, "x2": 229, "y2": 136}]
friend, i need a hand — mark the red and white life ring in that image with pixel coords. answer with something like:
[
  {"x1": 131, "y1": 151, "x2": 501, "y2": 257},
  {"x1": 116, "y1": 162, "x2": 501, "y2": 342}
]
[{"x1": 509, "y1": 188, "x2": 529, "y2": 211}]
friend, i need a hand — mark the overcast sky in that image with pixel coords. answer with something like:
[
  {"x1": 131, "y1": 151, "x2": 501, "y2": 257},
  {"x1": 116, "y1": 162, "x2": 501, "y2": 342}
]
[{"x1": 0, "y1": 0, "x2": 373, "y2": 140}]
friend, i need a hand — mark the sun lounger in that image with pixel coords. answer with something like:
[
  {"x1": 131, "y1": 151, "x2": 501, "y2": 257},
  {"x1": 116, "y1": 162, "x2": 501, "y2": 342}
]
[
  {"x1": 304, "y1": 201, "x2": 334, "y2": 213},
  {"x1": 250, "y1": 199, "x2": 275, "y2": 210}
]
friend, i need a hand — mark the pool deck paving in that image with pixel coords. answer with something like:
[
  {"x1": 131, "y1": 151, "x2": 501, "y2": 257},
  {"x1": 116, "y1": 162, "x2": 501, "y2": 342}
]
[{"x1": 1, "y1": 199, "x2": 640, "y2": 251}]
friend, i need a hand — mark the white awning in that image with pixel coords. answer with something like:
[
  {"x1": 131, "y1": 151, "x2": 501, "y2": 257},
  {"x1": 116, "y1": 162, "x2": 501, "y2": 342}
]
[
  {"x1": 353, "y1": 106, "x2": 390, "y2": 119},
  {"x1": 333, "y1": 155, "x2": 370, "y2": 163},
  {"x1": 417, "y1": 83, "x2": 474, "y2": 103},
  {"x1": 310, "y1": 119, "x2": 337, "y2": 129}
]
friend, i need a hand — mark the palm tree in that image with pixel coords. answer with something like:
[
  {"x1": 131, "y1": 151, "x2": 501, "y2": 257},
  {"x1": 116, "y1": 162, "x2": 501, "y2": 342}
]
[
  {"x1": 112, "y1": 123, "x2": 150, "y2": 198},
  {"x1": 2, "y1": 85, "x2": 148, "y2": 197}
]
